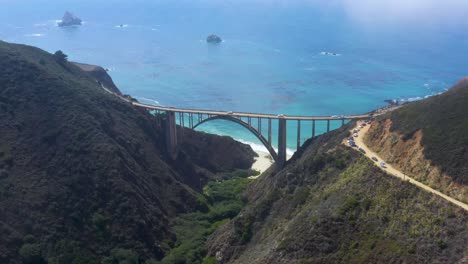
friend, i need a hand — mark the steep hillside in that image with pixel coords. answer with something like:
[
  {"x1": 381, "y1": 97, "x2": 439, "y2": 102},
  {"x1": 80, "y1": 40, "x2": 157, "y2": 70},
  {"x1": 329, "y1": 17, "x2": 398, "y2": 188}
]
[
  {"x1": 206, "y1": 126, "x2": 468, "y2": 263},
  {"x1": 0, "y1": 41, "x2": 255, "y2": 263},
  {"x1": 73, "y1": 62, "x2": 122, "y2": 95},
  {"x1": 364, "y1": 80, "x2": 468, "y2": 202}
]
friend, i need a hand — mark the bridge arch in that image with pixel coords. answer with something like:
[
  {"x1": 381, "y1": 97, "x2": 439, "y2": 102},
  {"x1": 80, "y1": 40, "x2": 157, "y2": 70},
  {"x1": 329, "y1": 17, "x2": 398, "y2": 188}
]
[{"x1": 192, "y1": 115, "x2": 279, "y2": 163}]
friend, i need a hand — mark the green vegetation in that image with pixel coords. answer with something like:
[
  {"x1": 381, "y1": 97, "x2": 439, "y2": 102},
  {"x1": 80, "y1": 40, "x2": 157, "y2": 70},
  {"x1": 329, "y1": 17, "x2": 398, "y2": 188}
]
[
  {"x1": 385, "y1": 82, "x2": 468, "y2": 184},
  {"x1": 102, "y1": 248, "x2": 139, "y2": 264},
  {"x1": 0, "y1": 41, "x2": 257, "y2": 263},
  {"x1": 19, "y1": 243, "x2": 46, "y2": 264},
  {"x1": 206, "y1": 121, "x2": 468, "y2": 264},
  {"x1": 53, "y1": 50, "x2": 68, "y2": 65},
  {"x1": 161, "y1": 170, "x2": 253, "y2": 264}
]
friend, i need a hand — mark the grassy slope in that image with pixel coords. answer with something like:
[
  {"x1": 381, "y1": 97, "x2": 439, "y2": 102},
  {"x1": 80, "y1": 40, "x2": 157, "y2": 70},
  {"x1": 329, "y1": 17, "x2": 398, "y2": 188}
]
[
  {"x1": 0, "y1": 41, "x2": 255, "y2": 263},
  {"x1": 206, "y1": 126, "x2": 468, "y2": 263},
  {"x1": 384, "y1": 81, "x2": 468, "y2": 184}
]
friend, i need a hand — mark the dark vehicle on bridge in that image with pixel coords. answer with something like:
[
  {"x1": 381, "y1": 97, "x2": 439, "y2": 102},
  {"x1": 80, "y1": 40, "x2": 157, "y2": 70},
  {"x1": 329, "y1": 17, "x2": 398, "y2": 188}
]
[
  {"x1": 372, "y1": 157, "x2": 378, "y2": 162},
  {"x1": 359, "y1": 147, "x2": 366, "y2": 154}
]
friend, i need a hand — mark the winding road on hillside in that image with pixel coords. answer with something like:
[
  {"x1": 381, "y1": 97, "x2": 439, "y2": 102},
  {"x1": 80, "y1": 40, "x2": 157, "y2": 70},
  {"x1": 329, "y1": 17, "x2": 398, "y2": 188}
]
[{"x1": 345, "y1": 122, "x2": 468, "y2": 211}]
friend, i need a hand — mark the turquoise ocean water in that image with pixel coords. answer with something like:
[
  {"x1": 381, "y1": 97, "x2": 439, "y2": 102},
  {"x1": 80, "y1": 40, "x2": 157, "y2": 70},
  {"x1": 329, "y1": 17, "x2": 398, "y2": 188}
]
[{"x1": 1, "y1": 0, "x2": 467, "y2": 153}]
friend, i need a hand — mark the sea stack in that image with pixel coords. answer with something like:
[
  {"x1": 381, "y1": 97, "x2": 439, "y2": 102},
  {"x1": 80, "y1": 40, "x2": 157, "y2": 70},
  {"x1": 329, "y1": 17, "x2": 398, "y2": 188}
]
[
  {"x1": 58, "y1": 11, "x2": 82, "y2": 27},
  {"x1": 206, "y1": 34, "x2": 222, "y2": 44}
]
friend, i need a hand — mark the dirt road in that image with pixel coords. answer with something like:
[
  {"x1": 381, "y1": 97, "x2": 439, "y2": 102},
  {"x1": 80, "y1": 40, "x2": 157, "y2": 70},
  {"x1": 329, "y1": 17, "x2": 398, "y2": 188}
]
[{"x1": 344, "y1": 121, "x2": 468, "y2": 211}]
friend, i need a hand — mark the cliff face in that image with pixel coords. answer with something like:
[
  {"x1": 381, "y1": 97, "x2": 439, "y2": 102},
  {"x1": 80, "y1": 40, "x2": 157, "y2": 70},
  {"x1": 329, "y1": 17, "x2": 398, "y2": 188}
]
[
  {"x1": 0, "y1": 41, "x2": 255, "y2": 263},
  {"x1": 364, "y1": 80, "x2": 468, "y2": 203},
  {"x1": 73, "y1": 62, "x2": 122, "y2": 95},
  {"x1": 365, "y1": 119, "x2": 467, "y2": 202},
  {"x1": 206, "y1": 125, "x2": 468, "y2": 263}
]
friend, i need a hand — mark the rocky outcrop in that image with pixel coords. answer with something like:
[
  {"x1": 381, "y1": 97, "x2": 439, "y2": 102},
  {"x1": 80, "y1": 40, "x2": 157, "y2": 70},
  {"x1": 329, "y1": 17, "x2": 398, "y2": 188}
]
[
  {"x1": 207, "y1": 34, "x2": 222, "y2": 44},
  {"x1": 456, "y1": 76, "x2": 468, "y2": 85},
  {"x1": 73, "y1": 62, "x2": 122, "y2": 95},
  {"x1": 58, "y1": 11, "x2": 82, "y2": 27}
]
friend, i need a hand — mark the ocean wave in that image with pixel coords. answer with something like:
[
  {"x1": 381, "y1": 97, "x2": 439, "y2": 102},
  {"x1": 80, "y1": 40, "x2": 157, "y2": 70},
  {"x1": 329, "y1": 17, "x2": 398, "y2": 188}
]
[
  {"x1": 115, "y1": 24, "x2": 129, "y2": 28},
  {"x1": 394, "y1": 91, "x2": 444, "y2": 103},
  {"x1": 24, "y1": 33, "x2": 45, "y2": 37},
  {"x1": 52, "y1": 19, "x2": 61, "y2": 27},
  {"x1": 237, "y1": 139, "x2": 295, "y2": 156},
  {"x1": 320, "y1": 51, "x2": 341, "y2": 56},
  {"x1": 135, "y1": 97, "x2": 160, "y2": 105}
]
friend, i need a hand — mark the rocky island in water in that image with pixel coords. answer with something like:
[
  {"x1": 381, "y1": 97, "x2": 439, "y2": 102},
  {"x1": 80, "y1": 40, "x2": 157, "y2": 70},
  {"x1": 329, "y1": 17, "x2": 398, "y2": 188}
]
[
  {"x1": 58, "y1": 11, "x2": 82, "y2": 27},
  {"x1": 207, "y1": 34, "x2": 222, "y2": 44}
]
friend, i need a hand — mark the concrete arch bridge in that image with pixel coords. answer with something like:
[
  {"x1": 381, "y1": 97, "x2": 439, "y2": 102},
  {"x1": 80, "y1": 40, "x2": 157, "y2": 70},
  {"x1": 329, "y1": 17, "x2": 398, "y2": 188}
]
[{"x1": 131, "y1": 102, "x2": 370, "y2": 168}]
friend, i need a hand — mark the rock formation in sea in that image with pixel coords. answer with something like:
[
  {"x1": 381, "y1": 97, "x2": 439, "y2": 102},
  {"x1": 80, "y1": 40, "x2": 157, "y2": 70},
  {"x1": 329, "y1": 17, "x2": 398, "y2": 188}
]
[
  {"x1": 207, "y1": 34, "x2": 222, "y2": 44},
  {"x1": 384, "y1": 99, "x2": 399, "y2": 105},
  {"x1": 58, "y1": 11, "x2": 82, "y2": 27}
]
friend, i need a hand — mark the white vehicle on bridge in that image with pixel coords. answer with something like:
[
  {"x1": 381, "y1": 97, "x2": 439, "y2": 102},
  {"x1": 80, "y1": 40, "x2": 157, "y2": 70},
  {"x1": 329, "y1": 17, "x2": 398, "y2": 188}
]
[{"x1": 380, "y1": 162, "x2": 387, "y2": 168}]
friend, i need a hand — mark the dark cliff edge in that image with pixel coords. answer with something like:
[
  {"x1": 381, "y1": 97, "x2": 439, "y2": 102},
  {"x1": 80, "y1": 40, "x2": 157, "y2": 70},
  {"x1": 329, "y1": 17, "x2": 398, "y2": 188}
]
[
  {"x1": 206, "y1": 109, "x2": 467, "y2": 262},
  {"x1": 73, "y1": 62, "x2": 122, "y2": 95},
  {"x1": 0, "y1": 41, "x2": 255, "y2": 263}
]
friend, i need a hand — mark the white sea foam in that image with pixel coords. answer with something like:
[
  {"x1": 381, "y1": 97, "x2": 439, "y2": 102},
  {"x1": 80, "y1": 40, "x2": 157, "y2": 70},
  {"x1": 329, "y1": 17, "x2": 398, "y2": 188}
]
[
  {"x1": 237, "y1": 139, "x2": 295, "y2": 156},
  {"x1": 53, "y1": 19, "x2": 62, "y2": 26},
  {"x1": 24, "y1": 33, "x2": 45, "y2": 37},
  {"x1": 136, "y1": 97, "x2": 160, "y2": 105},
  {"x1": 397, "y1": 91, "x2": 444, "y2": 103},
  {"x1": 320, "y1": 51, "x2": 341, "y2": 56}
]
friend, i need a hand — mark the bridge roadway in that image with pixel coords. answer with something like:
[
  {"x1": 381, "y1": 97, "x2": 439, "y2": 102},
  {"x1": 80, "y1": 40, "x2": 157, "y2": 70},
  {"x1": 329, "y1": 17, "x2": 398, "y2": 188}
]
[{"x1": 132, "y1": 102, "x2": 371, "y2": 121}]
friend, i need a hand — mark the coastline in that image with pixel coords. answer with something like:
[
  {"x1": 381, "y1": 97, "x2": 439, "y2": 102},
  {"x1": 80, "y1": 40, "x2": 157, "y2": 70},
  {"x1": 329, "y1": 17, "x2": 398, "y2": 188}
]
[
  {"x1": 251, "y1": 150, "x2": 274, "y2": 175},
  {"x1": 250, "y1": 150, "x2": 292, "y2": 177}
]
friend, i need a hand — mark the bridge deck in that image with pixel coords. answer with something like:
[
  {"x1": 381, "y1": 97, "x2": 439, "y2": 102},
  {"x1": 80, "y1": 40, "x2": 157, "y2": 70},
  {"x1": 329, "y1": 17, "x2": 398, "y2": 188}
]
[{"x1": 132, "y1": 102, "x2": 370, "y2": 120}]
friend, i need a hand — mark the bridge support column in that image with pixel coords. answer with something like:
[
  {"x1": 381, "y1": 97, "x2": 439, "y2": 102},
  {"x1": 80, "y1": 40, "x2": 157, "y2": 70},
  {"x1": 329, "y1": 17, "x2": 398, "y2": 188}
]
[
  {"x1": 297, "y1": 120, "x2": 301, "y2": 150},
  {"x1": 165, "y1": 111, "x2": 178, "y2": 160},
  {"x1": 312, "y1": 120, "x2": 315, "y2": 137},
  {"x1": 268, "y1": 118, "x2": 272, "y2": 144},
  {"x1": 278, "y1": 118, "x2": 287, "y2": 168}
]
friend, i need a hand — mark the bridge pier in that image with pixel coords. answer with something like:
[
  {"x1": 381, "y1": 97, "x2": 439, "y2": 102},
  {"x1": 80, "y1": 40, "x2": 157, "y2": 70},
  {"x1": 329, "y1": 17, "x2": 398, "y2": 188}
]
[
  {"x1": 312, "y1": 120, "x2": 316, "y2": 137},
  {"x1": 278, "y1": 118, "x2": 287, "y2": 168},
  {"x1": 297, "y1": 120, "x2": 301, "y2": 150},
  {"x1": 268, "y1": 118, "x2": 272, "y2": 144},
  {"x1": 165, "y1": 111, "x2": 178, "y2": 160}
]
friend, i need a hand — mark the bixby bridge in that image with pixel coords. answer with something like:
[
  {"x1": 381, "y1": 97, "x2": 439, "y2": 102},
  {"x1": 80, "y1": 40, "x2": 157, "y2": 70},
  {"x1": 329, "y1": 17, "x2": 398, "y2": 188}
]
[{"x1": 130, "y1": 101, "x2": 371, "y2": 168}]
